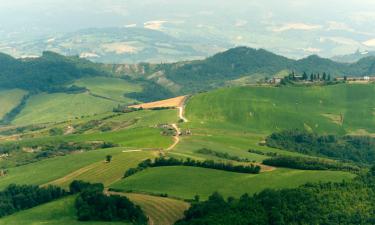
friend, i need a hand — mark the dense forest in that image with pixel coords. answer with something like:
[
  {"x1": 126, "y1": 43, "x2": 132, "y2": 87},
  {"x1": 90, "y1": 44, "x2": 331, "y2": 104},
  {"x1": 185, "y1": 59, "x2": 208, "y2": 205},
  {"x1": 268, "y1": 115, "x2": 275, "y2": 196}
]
[
  {"x1": 0, "y1": 184, "x2": 67, "y2": 217},
  {"x1": 175, "y1": 168, "x2": 375, "y2": 225},
  {"x1": 71, "y1": 180, "x2": 147, "y2": 224},
  {"x1": 0, "y1": 52, "x2": 108, "y2": 92},
  {"x1": 266, "y1": 130, "x2": 375, "y2": 164}
]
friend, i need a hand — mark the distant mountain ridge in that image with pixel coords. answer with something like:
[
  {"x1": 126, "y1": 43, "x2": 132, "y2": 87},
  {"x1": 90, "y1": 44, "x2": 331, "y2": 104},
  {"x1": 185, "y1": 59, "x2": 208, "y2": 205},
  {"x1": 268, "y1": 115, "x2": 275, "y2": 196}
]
[
  {"x1": 111, "y1": 47, "x2": 375, "y2": 94},
  {"x1": 1, "y1": 46, "x2": 375, "y2": 97},
  {"x1": 332, "y1": 50, "x2": 375, "y2": 63}
]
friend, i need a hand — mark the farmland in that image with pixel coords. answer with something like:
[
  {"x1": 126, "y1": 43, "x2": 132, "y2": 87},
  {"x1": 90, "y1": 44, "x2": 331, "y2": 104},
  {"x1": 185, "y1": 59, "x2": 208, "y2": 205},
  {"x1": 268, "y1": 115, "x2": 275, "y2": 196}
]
[
  {"x1": 111, "y1": 166, "x2": 355, "y2": 200},
  {"x1": 13, "y1": 92, "x2": 119, "y2": 125},
  {"x1": 0, "y1": 83, "x2": 373, "y2": 224}
]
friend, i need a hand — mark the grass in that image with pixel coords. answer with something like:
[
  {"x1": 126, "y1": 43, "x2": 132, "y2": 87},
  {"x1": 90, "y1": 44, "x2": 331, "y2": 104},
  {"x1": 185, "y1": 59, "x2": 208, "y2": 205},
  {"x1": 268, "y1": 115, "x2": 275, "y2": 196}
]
[
  {"x1": 184, "y1": 84, "x2": 375, "y2": 134},
  {"x1": 0, "y1": 196, "x2": 130, "y2": 225},
  {"x1": 13, "y1": 92, "x2": 120, "y2": 125},
  {"x1": 0, "y1": 148, "x2": 125, "y2": 190},
  {"x1": 111, "y1": 166, "x2": 356, "y2": 200},
  {"x1": 171, "y1": 128, "x2": 308, "y2": 162},
  {"x1": 74, "y1": 76, "x2": 142, "y2": 103},
  {"x1": 125, "y1": 193, "x2": 190, "y2": 225},
  {"x1": 48, "y1": 151, "x2": 155, "y2": 188},
  {"x1": 0, "y1": 89, "x2": 27, "y2": 120},
  {"x1": 8, "y1": 127, "x2": 174, "y2": 150}
]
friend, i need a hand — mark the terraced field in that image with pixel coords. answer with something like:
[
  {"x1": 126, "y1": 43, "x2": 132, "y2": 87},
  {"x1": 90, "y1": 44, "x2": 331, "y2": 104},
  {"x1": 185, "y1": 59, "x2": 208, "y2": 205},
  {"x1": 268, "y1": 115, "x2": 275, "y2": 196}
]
[
  {"x1": 111, "y1": 166, "x2": 355, "y2": 200},
  {"x1": 0, "y1": 196, "x2": 129, "y2": 225},
  {"x1": 123, "y1": 193, "x2": 190, "y2": 225},
  {"x1": 0, "y1": 89, "x2": 27, "y2": 120}
]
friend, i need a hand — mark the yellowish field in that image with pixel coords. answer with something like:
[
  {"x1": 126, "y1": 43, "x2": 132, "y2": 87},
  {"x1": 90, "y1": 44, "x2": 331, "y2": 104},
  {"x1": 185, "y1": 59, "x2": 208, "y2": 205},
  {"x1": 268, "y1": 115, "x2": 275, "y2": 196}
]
[
  {"x1": 130, "y1": 96, "x2": 187, "y2": 109},
  {"x1": 116, "y1": 192, "x2": 190, "y2": 225}
]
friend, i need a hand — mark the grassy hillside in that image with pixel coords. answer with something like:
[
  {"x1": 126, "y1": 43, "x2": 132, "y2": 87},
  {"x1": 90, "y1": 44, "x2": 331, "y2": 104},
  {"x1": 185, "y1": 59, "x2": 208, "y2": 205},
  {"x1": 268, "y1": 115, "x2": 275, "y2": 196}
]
[
  {"x1": 184, "y1": 84, "x2": 375, "y2": 134},
  {"x1": 111, "y1": 166, "x2": 355, "y2": 200},
  {"x1": 0, "y1": 89, "x2": 27, "y2": 120},
  {"x1": 0, "y1": 196, "x2": 130, "y2": 225},
  {"x1": 13, "y1": 92, "x2": 119, "y2": 125},
  {"x1": 0, "y1": 126, "x2": 173, "y2": 190},
  {"x1": 74, "y1": 76, "x2": 142, "y2": 103}
]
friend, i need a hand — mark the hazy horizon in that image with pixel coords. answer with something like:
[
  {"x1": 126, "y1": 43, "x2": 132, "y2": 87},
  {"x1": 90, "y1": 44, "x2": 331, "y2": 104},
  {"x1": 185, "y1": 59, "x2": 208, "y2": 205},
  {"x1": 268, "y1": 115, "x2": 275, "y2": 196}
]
[{"x1": 1, "y1": 0, "x2": 375, "y2": 58}]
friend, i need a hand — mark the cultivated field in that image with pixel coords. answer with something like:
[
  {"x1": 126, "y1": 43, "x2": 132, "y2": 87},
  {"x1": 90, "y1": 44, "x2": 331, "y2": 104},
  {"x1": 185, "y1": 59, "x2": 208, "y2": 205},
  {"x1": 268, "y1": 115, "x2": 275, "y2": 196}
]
[
  {"x1": 130, "y1": 96, "x2": 187, "y2": 109},
  {"x1": 124, "y1": 193, "x2": 190, "y2": 225},
  {"x1": 111, "y1": 166, "x2": 355, "y2": 200},
  {"x1": 48, "y1": 150, "x2": 155, "y2": 188}
]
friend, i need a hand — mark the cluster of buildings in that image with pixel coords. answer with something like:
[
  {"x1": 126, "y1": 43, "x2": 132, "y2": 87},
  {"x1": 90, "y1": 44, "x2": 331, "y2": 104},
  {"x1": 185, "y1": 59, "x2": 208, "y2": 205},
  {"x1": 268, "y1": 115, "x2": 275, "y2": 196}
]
[{"x1": 335, "y1": 76, "x2": 375, "y2": 82}]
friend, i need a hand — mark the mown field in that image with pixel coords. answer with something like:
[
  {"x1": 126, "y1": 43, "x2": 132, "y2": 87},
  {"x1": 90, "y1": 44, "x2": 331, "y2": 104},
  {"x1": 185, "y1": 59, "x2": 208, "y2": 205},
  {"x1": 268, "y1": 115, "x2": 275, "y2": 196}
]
[
  {"x1": 125, "y1": 193, "x2": 190, "y2": 225},
  {"x1": 48, "y1": 150, "x2": 155, "y2": 188},
  {"x1": 0, "y1": 196, "x2": 130, "y2": 225},
  {"x1": 74, "y1": 76, "x2": 142, "y2": 103},
  {"x1": 0, "y1": 89, "x2": 27, "y2": 120},
  {"x1": 184, "y1": 84, "x2": 375, "y2": 134},
  {"x1": 111, "y1": 166, "x2": 355, "y2": 200}
]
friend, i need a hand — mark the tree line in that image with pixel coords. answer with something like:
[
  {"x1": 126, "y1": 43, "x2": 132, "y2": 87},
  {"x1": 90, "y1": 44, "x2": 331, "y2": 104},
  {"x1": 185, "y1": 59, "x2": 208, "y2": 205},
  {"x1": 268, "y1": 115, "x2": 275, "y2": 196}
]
[
  {"x1": 263, "y1": 156, "x2": 360, "y2": 172},
  {"x1": 175, "y1": 168, "x2": 375, "y2": 225},
  {"x1": 197, "y1": 148, "x2": 252, "y2": 162},
  {"x1": 124, "y1": 157, "x2": 261, "y2": 179},
  {"x1": 266, "y1": 129, "x2": 375, "y2": 164}
]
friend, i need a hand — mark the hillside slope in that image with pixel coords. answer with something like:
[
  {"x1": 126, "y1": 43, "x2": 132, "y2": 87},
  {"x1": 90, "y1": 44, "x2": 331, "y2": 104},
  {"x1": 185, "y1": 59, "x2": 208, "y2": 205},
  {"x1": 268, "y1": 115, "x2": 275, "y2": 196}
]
[{"x1": 112, "y1": 47, "x2": 375, "y2": 94}]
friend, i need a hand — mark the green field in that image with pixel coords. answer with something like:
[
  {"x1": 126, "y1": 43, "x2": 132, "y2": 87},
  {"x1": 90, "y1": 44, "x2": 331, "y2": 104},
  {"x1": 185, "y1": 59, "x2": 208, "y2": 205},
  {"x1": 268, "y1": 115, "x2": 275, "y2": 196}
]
[
  {"x1": 74, "y1": 76, "x2": 142, "y2": 103},
  {"x1": 13, "y1": 92, "x2": 120, "y2": 125},
  {"x1": 48, "y1": 151, "x2": 155, "y2": 188},
  {"x1": 184, "y1": 84, "x2": 375, "y2": 134},
  {"x1": 111, "y1": 166, "x2": 355, "y2": 200},
  {"x1": 13, "y1": 126, "x2": 173, "y2": 149},
  {"x1": 0, "y1": 89, "x2": 27, "y2": 119},
  {"x1": 0, "y1": 196, "x2": 130, "y2": 225}
]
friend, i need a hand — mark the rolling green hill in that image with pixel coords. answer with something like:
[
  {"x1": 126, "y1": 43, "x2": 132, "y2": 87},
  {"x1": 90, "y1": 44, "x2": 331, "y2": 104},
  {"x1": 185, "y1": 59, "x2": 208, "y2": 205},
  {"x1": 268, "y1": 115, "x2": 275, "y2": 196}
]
[
  {"x1": 111, "y1": 166, "x2": 354, "y2": 200},
  {"x1": 116, "y1": 47, "x2": 375, "y2": 94},
  {"x1": 184, "y1": 84, "x2": 375, "y2": 134}
]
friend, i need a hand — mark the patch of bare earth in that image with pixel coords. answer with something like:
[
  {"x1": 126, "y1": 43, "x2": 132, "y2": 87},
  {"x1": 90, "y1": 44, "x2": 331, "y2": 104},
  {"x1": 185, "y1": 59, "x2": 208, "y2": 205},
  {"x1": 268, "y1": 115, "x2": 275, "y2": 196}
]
[{"x1": 130, "y1": 96, "x2": 187, "y2": 109}]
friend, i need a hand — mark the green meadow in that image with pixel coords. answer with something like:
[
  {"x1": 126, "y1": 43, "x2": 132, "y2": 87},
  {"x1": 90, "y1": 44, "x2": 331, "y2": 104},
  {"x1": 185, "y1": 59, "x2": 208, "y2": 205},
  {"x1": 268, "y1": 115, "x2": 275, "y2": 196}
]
[
  {"x1": 111, "y1": 166, "x2": 355, "y2": 200},
  {"x1": 184, "y1": 84, "x2": 375, "y2": 134},
  {"x1": 74, "y1": 76, "x2": 142, "y2": 103},
  {"x1": 13, "y1": 92, "x2": 119, "y2": 125}
]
